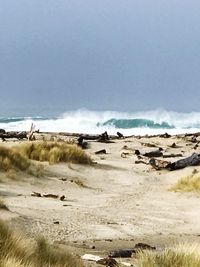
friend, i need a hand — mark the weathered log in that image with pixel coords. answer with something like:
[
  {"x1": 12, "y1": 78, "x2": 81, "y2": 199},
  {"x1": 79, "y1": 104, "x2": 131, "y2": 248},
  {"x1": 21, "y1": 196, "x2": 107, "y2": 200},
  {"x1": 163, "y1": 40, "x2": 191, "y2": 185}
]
[
  {"x1": 95, "y1": 149, "x2": 107, "y2": 155},
  {"x1": 0, "y1": 131, "x2": 27, "y2": 140},
  {"x1": 98, "y1": 131, "x2": 109, "y2": 142},
  {"x1": 166, "y1": 153, "x2": 200, "y2": 171},
  {"x1": 163, "y1": 153, "x2": 183, "y2": 158},
  {"x1": 149, "y1": 158, "x2": 171, "y2": 170},
  {"x1": 109, "y1": 249, "x2": 135, "y2": 258},
  {"x1": 77, "y1": 136, "x2": 88, "y2": 149},
  {"x1": 117, "y1": 132, "x2": 124, "y2": 138},
  {"x1": 143, "y1": 148, "x2": 163, "y2": 158},
  {"x1": 27, "y1": 123, "x2": 35, "y2": 141}
]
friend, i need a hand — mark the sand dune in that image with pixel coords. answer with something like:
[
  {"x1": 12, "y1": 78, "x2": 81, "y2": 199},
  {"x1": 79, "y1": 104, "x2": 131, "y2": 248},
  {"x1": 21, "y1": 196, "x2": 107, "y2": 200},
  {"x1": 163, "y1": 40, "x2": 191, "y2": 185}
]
[{"x1": 1, "y1": 134, "x2": 200, "y2": 265}]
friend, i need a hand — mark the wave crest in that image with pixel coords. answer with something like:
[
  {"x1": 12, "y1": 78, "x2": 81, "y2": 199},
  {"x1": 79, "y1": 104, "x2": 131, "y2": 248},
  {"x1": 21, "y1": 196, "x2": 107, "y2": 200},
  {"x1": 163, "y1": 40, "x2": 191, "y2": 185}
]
[{"x1": 1, "y1": 109, "x2": 200, "y2": 135}]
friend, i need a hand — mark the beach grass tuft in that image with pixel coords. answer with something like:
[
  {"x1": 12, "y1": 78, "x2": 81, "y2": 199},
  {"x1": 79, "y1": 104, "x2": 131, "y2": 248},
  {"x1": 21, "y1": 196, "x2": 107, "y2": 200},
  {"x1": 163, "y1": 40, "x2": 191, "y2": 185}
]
[
  {"x1": 0, "y1": 141, "x2": 91, "y2": 178},
  {"x1": 14, "y1": 141, "x2": 92, "y2": 165},
  {"x1": 0, "y1": 146, "x2": 30, "y2": 173},
  {"x1": 0, "y1": 219, "x2": 83, "y2": 267},
  {"x1": 133, "y1": 243, "x2": 200, "y2": 267},
  {"x1": 170, "y1": 170, "x2": 200, "y2": 194}
]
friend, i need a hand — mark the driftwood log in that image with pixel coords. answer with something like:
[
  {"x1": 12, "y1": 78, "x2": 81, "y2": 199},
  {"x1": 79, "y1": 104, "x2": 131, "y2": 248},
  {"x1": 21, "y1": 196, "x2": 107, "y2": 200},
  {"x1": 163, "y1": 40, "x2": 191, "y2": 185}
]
[
  {"x1": 95, "y1": 149, "x2": 107, "y2": 155},
  {"x1": 143, "y1": 148, "x2": 163, "y2": 158},
  {"x1": 166, "y1": 153, "x2": 200, "y2": 171},
  {"x1": 0, "y1": 131, "x2": 27, "y2": 141}
]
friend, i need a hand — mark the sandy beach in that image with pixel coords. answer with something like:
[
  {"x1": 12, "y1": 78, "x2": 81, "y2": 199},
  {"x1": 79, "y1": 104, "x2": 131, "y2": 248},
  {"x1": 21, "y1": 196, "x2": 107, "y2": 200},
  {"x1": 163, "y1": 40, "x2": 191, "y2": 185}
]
[{"x1": 0, "y1": 132, "x2": 200, "y2": 265}]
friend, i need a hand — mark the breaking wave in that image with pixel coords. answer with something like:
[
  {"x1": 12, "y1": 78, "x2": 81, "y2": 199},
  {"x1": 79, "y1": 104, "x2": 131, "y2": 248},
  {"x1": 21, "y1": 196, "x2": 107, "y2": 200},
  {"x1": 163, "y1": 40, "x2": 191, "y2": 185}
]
[
  {"x1": 99, "y1": 118, "x2": 174, "y2": 129},
  {"x1": 0, "y1": 109, "x2": 200, "y2": 136}
]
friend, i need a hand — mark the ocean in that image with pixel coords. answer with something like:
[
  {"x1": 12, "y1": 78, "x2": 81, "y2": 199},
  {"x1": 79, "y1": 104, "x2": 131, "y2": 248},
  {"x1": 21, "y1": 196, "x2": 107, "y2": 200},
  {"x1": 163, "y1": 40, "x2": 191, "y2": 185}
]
[{"x1": 0, "y1": 109, "x2": 200, "y2": 136}]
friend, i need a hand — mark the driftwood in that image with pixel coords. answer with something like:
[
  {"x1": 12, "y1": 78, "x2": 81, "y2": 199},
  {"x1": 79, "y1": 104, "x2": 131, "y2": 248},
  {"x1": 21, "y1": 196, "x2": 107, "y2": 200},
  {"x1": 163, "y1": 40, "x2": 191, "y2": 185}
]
[
  {"x1": 109, "y1": 243, "x2": 156, "y2": 258},
  {"x1": 163, "y1": 153, "x2": 183, "y2": 158},
  {"x1": 0, "y1": 131, "x2": 27, "y2": 141},
  {"x1": 95, "y1": 149, "x2": 107, "y2": 155},
  {"x1": 117, "y1": 132, "x2": 124, "y2": 138},
  {"x1": 136, "y1": 153, "x2": 200, "y2": 171},
  {"x1": 43, "y1": 194, "x2": 59, "y2": 199},
  {"x1": 27, "y1": 123, "x2": 35, "y2": 141},
  {"x1": 135, "y1": 148, "x2": 163, "y2": 158},
  {"x1": 31, "y1": 192, "x2": 65, "y2": 201},
  {"x1": 149, "y1": 158, "x2": 171, "y2": 170},
  {"x1": 109, "y1": 249, "x2": 134, "y2": 258},
  {"x1": 166, "y1": 153, "x2": 200, "y2": 171},
  {"x1": 31, "y1": 192, "x2": 42, "y2": 197},
  {"x1": 98, "y1": 131, "x2": 109, "y2": 142},
  {"x1": 143, "y1": 148, "x2": 163, "y2": 158},
  {"x1": 77, "y1": 136, "x2": 88, "y2": 149}
]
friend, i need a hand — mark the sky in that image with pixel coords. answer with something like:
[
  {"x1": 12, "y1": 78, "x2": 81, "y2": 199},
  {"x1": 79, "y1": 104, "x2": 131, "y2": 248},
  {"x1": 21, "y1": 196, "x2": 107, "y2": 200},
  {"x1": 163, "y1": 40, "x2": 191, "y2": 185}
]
[{"x1": 0, "y1": 0, "x2": 200, "y2": 116}]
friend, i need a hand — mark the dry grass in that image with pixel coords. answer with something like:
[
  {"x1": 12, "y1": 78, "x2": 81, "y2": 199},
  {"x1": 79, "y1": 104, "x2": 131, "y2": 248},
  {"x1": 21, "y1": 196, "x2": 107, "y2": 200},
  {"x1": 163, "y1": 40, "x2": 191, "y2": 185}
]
[
  {"x1": 0, "y1": 199, "x2": 9, "y2": 211},
  {"x1": 0, "y1": 219, "x2": 83, "y2": 267},
  {"x1": 170, "y1": 170, "x2": 200, "y2": 194},
  {"x1": 0, "y1": 146, "x2": 30, "y2": 173},
  {"x1": 0, "y1": 142, "x2": 91, "y2": 178},
  {"x1": 134, "y1": 243, "x2": 200, "y2": 267},
  {"x1": 0, "y1": 146, "x2": 44, "y2": 178},
  {"x1": 14, "y1": 141, "x2": 92, "y2": 165}
]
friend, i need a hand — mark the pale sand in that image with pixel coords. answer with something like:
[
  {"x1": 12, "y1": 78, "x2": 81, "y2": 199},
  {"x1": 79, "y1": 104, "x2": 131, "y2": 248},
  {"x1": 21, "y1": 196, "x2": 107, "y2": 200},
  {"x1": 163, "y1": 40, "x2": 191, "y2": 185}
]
[{"x1": 0, "y1": 134, "x2": 200, "y2": 261}]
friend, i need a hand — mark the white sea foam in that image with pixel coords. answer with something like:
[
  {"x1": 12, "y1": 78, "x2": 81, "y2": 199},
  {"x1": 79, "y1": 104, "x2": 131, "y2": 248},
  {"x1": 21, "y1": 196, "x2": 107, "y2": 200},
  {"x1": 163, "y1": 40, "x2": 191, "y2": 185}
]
[{"x1": 0, "y1": 109, "x2": 200, "y2": 136}]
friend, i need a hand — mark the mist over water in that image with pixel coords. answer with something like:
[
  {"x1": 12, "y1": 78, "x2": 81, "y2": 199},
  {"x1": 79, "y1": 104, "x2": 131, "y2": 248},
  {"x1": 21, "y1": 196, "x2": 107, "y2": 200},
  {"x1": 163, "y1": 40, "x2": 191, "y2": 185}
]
[{"x1": 0, "y1": 109, "x2": 200, "y2": 136}]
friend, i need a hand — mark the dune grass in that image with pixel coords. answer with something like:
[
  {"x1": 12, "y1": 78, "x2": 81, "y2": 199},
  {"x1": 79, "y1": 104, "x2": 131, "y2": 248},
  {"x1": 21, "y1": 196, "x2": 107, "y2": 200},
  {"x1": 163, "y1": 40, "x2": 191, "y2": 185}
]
[
  {"x1": 0, "y1": 141, "x2": 91, "y2": 178},
  {"x1": 0, "y1": 199, "x2": 9, "y2": 211},
  {"x1": 0, "y1": 146, "x2": 44, "y2": 178},
  {"x1": 170, "y1": 170, "x2": 200, "y2": 194},
  {"x1": 14, "y1": 141, "x2": 92, "y2": 165},
  {"x1": 0, "y1": 219, "x2": 83, "y2": 267},
  {"x1": 0, "y1": 146, "x2": 30, "y2": 172},
  {"x1": 134, "y1": 243, "x2": 200, "y2": 267}
]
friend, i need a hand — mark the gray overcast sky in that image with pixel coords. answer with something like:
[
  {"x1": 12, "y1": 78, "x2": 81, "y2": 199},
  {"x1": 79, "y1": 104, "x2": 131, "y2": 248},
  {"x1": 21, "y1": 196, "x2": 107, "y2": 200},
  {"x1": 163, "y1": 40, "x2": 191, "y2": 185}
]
[{"x1": 0, "y1": 0, "x2": 200, "y2": 115}]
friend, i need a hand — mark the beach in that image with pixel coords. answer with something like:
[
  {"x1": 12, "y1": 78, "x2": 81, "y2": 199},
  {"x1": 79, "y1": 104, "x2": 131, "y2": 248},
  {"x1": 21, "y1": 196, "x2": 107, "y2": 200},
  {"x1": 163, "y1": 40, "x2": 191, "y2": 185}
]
[{"x1": 1, "y1": 132, "x2": 200, "y2": 265}]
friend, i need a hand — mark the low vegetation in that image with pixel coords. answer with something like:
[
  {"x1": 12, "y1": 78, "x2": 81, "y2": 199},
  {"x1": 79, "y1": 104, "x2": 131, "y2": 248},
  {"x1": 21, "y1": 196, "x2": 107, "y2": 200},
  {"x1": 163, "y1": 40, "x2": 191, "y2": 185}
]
[
  {"x1": 14, "y1": 141, "x2": 92, "y2": 165},
  {"x1": 0, "y1": 146, "x2": 44, "y2": 178},
  {"x1": 0, "y1": 142, "x2": 91, "y2": 178},
  {"x1": 0, "y1": 219, "x2": 83, "y2": 267},
  {"x1": 0, "y1": 146, "x2": 30, "y2": 172},
  {"x1": 170, "y1": 170, "x2": 200, "y2": 194},
  {"x1": 134, "y1": 243, "x2": 200, "y2": 267}
]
